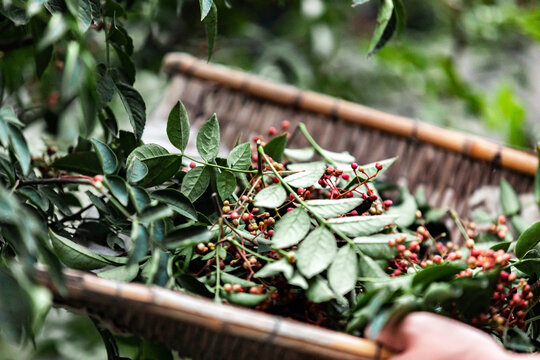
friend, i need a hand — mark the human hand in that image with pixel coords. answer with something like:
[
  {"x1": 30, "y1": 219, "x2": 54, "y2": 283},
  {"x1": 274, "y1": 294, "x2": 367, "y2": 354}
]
[{"x1": 369, "y1": 312, "x2": 538, "y2": 360}]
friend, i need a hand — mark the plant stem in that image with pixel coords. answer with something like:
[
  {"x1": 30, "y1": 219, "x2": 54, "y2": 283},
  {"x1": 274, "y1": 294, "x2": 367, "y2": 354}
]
[
  {"x1": 298, "y1": 123, "x2": 337, "y2": 167},
  {"x1": 229, "y1": 238, "x2": 274, "y2": 263},
  {"x1": 182, "y1": 154, "x2": 257, "y2": 174},
  {"x1": 16, "y1": 178, "x2": 92, "y2": 188},
  {"x1": 449, "y1": 209, "x2": 471, "y2": 242},
  {"x1": 257, "y1": 144, "x2": 364, "y2": 257},
  {"x1": 215, "y1": 218, "x2": 223, "y2": 303}
]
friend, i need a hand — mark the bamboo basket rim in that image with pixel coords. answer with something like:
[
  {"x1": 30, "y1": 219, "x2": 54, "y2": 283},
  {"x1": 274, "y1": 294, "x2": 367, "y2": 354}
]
[
  {"x1": 163, "y1": 52, "x2": 538, "y2": 177},
  {"x1": 35, "y1": 267, "x2": 391, "y2": 360}
]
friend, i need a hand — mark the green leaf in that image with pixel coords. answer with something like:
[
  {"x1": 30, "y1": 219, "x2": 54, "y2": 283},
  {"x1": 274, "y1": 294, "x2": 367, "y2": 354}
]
[
  {"x1": 0, "y1": 267, "x2": 34, "y2": 343},
  {"x1": 165, "y1": 226, "x2": 213, "y2": 249},
  {"x1": 219, "y1": 272, "x2": 257, "y2": 288},
  {"x1": 49, "y1": 230, "x2": 110, "y2": 270},
  {"x1": 104, "y1": 175, "x2": 129, "y2": 206},
  {"x1": 328, "y1": 245, "x2": 358, "y2": 296},
  {"x1": 127, "y1": 144, "x2": 182, "y2": 187},
  {"x1": 126, "y1": 158, "x2": 148, "y2": 184},
  {"x1": 515, "y1": 221, "x2": 540, "y2": 259},
  {"x1": 199, "y1": 0, "x2": 213, "y2": 20},
  {"x1": 412, "y1": 262, "x2": 467, "y2": 289},
  {"x1": 253, "y1": 184, "x2": 287, "y2": 208},
  {"x1": 358, "y1": 254, "x2": 388, "y2": 279},
  {"x1": 306, "y1": 276, "x2": 335, "y2": 303},
  {"x1": 255, "y1": 258, "x2": 294, "y2": 279},
  {"x1": 91, "y1": 139, "x2": 117, "y2": 175},
  {"x1": 114, "y1": 81, "x2": 146, "y2": 140},
  {"x1": 352, "y1": 0, "x2": 371, "y2": 6},
  {"x1": 354, "y1": 233, "x2": 416, "y2": 259},
  {"x1": 62, "y1": 41, "x2": 85, "y2": 100},
  {"x1": 423, "y1": 282, "x2": 461, "y2": 307},
  {"x1": 139, "y1": 204, "x2": 174, "y2": 226},
  {"x1": 263, "y1": 134, "x2": 287, "y2": 162},
  {"x1": 289, "y1": 271, "x2": 309, "y2": 289},
  {"x1": 112, "y1": 44, "x2": 135, "y2": 85},
  {"x1": 181, "y1": 166, "x2": 212, "y2": 202},
  {"x1": 284, "y1": 162, "x2": 326, "y2": 188},
  {"x1": 151, "y1": 189, "x2": 197, "y2": 220},
  {"x1": 500, "y1": 178, "x2": 521, "y2": 216},
  {"x1": 166, "y1": 101, "x2": 190, "y2": 152},
  {"x1": 97, "y1": 264, "x2": 139, "y2": 282},
  {"x1": 129, "y1": 186, "x2": 151, "y2": 213},
  {"x1": 203, "y1": 2, "x2": 218, "y2": 60},
  {"x1": 272, "y1": 207, "x2": 311, "y2": 249},
  {"x1": 17, "y1": 187, "x2": 49, "y2": 211},
  {"x1": 358, "y1": 157, "x2": 397, "y2": 179},
  {"x1": 196, "y1": 114, "x2": 220, "y2": 162},
  {"x1": 217, "y1": 171, "x2": 236, "y2": 200},
  {"x1": 38, "y1": 13, "x2": 67, "y2": 50},
  {"x1": 225, "y1": 292, "x2": 267, "y2": 307},
  {"x1": 296, "y1": 227, "x2": 337, "y2": 278},
  {"x1": 305, "y1": 198, "x2": 362, "y2": 218},
  {"x1": 327, "y1": 214, "x2": 398, "y2": 237},
  {"x1": 284, "y1": 147, "x2": 315, "y2": 162},
  {"x1": 129, "y1": 223, "x2": 149, "y2": 265},
  {"x1": 368, "y1": 0, "x2": 395, "y2": 56},
  {"x1": 534, "y1": 143, "x2": 540, "y2": 207},
  {"x1": 51, "y1": 151, "x2": 101, "y2": 176},
  {"x1": 227, "y1": 142, "x2": 251, "y2": 170},
  {"x1": 7, "y1": 124, "x2": 30, "y2": 175},
  {"x1": 320, "y1": 148, "x2": 355, "y2": 165},
  {"x1": 96, "y1": 64, "x2": 115, "y2": 110},
  {"x1": 385, "y1": 187, "x2": 417, "y2": 228}
]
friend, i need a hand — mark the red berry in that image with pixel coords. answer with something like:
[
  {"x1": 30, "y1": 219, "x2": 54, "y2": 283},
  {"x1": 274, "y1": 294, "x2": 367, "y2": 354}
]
[
  {"x1": 189, "y1": 161, "x2": 197, "y2": 168},
  {"x1": 383, "y1": 199, "x2": 393, "y2": 208},
  {"x1": 397, "y1": 244, "x2": 406, "y2": 252},
  {"x1": 497, "y1": 215, "x2": 506, "y2": 224},
  {"x1": 342, "y1": 173, "x2": 350, "y2": 180},
  {"x1": 350, "y1": 210, "x2": 358, "y2": 216},
  {"x1": 281, "y1": 120, "x2": 290, "y2": 130},
  {"x1": 433, "y1": 255, "x2": 442, "y2": 264},
  {"x1": 268, "y1": 127, "x2": 277, "y2": 136},
  {"x1": 351, "y1": 162, "x2": 358, "y2": 170},
  {"x1": 93, "y1": 175, "x2": 104, "y2": 182},
  {"x1": 375, "y1": 162, "x2": 383, "y2": 171}
]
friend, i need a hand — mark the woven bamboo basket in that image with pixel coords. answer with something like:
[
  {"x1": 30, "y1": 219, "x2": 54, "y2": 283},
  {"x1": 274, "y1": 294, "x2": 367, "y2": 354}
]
[{"x1": 37, "y1": 53, "x2": 538, "y2": 360}]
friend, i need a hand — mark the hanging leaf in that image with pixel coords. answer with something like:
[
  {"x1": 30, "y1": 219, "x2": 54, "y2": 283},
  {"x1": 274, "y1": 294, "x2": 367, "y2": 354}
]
[
  {"x1": 385, "y1": 187, "x2": 417, "y2": 228},
  {"x1": 199, "y1": 0, "x2": 213, "y2": 20},
  {"x1": 181, "y1": 166, "x2": 212, "y2": 202},
  {"x1": 412, "y1": 262, "x2": 467, "y2": 289},
  {"x1": 326, "y1": 214, "x2": 398, "y2": 237},
  {"x1": 126, "y1": 158, "x2": 148, "y2": 184},
  {"x1": 151, "y1": 189, "x2": 197, "y2": 220},
  {"x1": 272, "y1": 207, "x2": 311, "y2": 249},
  {"x1": 166, "y1": 101, "x2": 190, "y2": 153},
  {"x1": 96, "y1": 64, "x2": 115, "y2": 110},
  {"x1": 515, "y1": 221, "x2": 540, "y2": 259},
  {"x1": 225, "y1": 292, "x2": 267, "y2": 307},
  {"x1": 296, "y1": 227, "x2": 337, "y2": 278},
  {"x1": 127, "y1": 144, "x2": 182, "y2": 187},
  {"x1": 51, "y1": 151, "x2": 101, "y2": 176},
  {"x1": 217, "y1": 171, "x2": 236, "y2": 200},
  {"x1": 196, "y1": 114, "x2": 220, "y2": 162},
  {"x1": 500, "y1": 178, "x2": 521, "y2": 216},
  {"x1": 104, "y1": 175, "x2": 129, "y2": 206},
  {"x1": 305, "y1": 198, "x2": 362, "y2": 219},
  {"x1": 129, "y1": 186, "x2": 151, "y2": 213},
  {"x1": 91, "y1": 139, "x2": 117, "y2": 175},
  {"x1": 358, "y1": 254, "x2": 387, "y2": 279},
  {"x1": 328, "y1": 245, "x2": 358, "y2": 296},
  {"x1": 306, "y1": 276, "x2": 335, "y2": 303},
  {"x1": 129, "y1": 223, "x2": 149, "y2": 265},
  {"x1": 49, "y1": 230, "x2": 110, "y2": 270},
  {"x1": 284, "y1": 147, "x2": 315, "y2": 162},
  {"x1": 253, "y1": 184, "x2": 287, "y2": 208},
  {"x1": 7, "y1": 124, "x2": 31, "y2": 175},
  {"x1": 263, "y1": 134, "x2": 287, "y2": 162},
  {"x1": 139, "y1": 204, "x2": 174, "y2": 226},
  {"x1": 114, "y1": 80, "x2": 146, "y2": 140},
  {"x1": 254, "y1": 258, "x2": 294, "y2": 279},
  {"x1": 227, "y1": 142, "x2": 251, "y2": 170},
  {"x1": 37, "y1": 13, "x2": 67, "y2": 50},
  {"x1": 284, "y1": 162, "x2": 326, "y2": 188},
  {"x1": 354, "y1": 233, "x2": 416, "y2": 259},
  {"x1": 97, "y1": 264, "x2": 139, "y2": 282},
  {"x1": 368, "y1": 0, "x2": 395, "y2": 56},
  {"x1": 202, "y1": 2, "x2": 218, "y2": 60}
]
